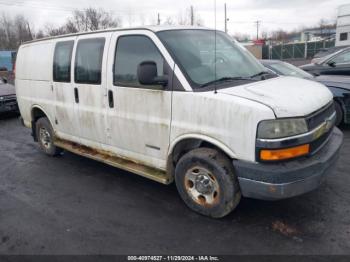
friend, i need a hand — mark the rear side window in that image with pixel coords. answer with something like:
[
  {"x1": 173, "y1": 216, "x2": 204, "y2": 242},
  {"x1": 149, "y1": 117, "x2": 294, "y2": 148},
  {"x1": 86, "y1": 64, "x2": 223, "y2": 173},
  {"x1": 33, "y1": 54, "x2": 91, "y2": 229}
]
[
  {"x1": 114, "y1": 35, "x2": 164, "y2": 87},
  {"x1": 53, "y1": 41, "x2": 74, "y2": 82},
  {"x1": 75, "y1": 38, "x2": 105, "y2": 85}
]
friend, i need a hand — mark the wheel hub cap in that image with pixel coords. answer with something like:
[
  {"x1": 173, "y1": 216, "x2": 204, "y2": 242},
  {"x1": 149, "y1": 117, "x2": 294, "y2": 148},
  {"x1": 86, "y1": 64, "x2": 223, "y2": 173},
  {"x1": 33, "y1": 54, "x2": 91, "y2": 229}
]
[
  {"x1": 184, "y1": 166, "x2": 220, "y2": 206},
  {"x1": 39, "y1": 127, "x2": 51, "y2": 149},
  {"x1": 195, "y1": 174, "x2": 214, "y2": 194}
]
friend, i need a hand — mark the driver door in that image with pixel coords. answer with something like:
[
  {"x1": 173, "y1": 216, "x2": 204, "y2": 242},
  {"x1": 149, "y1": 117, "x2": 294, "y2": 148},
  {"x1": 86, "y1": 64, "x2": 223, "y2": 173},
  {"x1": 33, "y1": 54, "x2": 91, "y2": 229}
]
[{"x1": 103, "y1": 31, "x2": 175, "y2": 169}]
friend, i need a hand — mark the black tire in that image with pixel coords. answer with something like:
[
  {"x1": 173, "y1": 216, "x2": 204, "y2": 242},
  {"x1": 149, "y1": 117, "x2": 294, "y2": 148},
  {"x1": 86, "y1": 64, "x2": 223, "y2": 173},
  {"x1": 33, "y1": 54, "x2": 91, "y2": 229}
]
[
  {"x1": 334, "y1": 101, "x2": 343, "y2": 126},
  {"x1": 175, "y1": 148, "x2": 241, "y2": 218},
  {"x1": 35, "y1": 117, "x2": 63, "y2": 156}
]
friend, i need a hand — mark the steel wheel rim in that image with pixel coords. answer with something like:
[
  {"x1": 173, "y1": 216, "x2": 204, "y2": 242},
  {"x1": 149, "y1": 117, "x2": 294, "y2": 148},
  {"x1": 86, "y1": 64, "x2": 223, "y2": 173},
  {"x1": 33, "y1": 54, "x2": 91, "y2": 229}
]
[
  {"x1": 39, "y1": 127, "x2": 51, "y2": 150},
  {"x1": 184, "y1": 166, "x2": 220, "y2": 207}
]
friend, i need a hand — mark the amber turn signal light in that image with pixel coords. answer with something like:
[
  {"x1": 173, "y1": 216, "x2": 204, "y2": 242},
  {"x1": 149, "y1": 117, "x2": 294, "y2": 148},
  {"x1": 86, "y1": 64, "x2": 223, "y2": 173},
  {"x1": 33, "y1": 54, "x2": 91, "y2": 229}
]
[{"x1": 260, "y1": 144, "x2": 310, "y2": 161}]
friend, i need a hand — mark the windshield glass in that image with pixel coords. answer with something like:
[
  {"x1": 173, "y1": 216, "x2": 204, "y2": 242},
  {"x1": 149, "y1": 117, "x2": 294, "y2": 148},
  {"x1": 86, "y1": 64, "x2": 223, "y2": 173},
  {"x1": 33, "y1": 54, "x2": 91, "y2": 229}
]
[
  {"x1": 318, "y1": 48, "x2": 347, "y2": 64},
  {"x1": 157, "y1": 30, "x2": 265, "y2": 88},
  {"x1": 269, "y1": 62, "x2": 313, "y2": 79}
]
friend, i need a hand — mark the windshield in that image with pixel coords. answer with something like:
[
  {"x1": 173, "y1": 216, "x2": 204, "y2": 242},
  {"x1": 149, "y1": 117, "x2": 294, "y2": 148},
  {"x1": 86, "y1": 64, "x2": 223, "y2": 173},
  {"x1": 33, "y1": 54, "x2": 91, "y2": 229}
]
[
  {"x1": 157, "y1": 30, "x2": 265, "y2": 89},
  {"x1": 269, "y1": 62, "x2": 313, "y2": 79},
  {"x1": 318, "y1": 48, "x2": 348, "y2": 65}
]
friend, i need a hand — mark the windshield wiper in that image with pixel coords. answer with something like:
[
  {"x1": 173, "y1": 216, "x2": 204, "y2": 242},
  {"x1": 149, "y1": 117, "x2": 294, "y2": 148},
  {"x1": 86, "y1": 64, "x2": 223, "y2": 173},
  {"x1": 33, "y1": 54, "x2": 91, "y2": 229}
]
[
  {"x1": 200, "y1": 77, "x2": 254, "y2": 88},
  {"x1": 249, "y1": 71, "x2": 272, "y2": 79}
]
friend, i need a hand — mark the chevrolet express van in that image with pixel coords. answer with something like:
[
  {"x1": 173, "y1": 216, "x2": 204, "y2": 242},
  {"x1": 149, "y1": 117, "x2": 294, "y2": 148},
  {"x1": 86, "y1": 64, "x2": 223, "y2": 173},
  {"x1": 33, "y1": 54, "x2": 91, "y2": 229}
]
[{"x1": 15, "y1": 27, "x2": 343, "y2": 218}]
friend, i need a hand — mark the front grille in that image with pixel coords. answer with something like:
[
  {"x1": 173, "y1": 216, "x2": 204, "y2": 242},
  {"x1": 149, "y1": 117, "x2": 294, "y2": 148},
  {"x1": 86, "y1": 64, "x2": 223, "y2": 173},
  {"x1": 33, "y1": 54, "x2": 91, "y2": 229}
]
[
  {"x1": 306, "y1": 102, "x2": 335, "y2": 130},
  {"x1": 0, "y1": 95, "x2": 17, "y2": 108},
  {"x1": 310, "y1": 128, "x2": 333, "y2": 155},
  {"x1": 307, "y1": 102, "x2": 335, "y2": 154}
]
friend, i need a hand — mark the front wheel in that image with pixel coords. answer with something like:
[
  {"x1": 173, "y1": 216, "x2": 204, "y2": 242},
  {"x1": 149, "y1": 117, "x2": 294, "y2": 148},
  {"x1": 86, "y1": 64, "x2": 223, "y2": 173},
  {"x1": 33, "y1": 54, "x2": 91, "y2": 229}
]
[{"x1": 175, "y1": 148, "x2": 241, "y2": 218}]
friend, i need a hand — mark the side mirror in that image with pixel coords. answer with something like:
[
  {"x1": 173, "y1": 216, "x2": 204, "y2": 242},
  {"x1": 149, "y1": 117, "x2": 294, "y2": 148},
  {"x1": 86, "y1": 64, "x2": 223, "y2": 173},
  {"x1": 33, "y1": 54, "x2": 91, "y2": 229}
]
[
  {"x1": 137, "y1": 61, "x2": 168, "y2": 87},
  {"x1": 327, "y1": 61, "x2": 336, "y2": 67}
]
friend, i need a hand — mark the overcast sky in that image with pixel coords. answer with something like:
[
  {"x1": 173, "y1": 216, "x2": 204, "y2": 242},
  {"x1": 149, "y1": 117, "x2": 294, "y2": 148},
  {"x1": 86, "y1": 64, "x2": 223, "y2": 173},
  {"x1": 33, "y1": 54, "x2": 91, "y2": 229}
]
[{"x1": 0, "y1": 0, "x2": 349, "y2": 37}]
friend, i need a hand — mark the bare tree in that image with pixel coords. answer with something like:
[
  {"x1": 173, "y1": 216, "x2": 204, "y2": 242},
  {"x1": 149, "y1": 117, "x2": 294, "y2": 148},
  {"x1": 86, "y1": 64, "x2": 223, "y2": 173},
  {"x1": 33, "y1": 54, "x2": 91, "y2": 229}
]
[
  {"x1": 45, "y1": 24, "x2": 68, "y2": 37},
  {"x1": 13, "y1": 15, "x2": 33, "y2": 45},
  {"x1": 0, "y1": 15, "x2": 15, "y2": 49},
  {"x1": 261, "y1": 30, "x2": 268, "y2": 40},
  {"x1": 0, "y1": 8, "x2": 122, "y2": 49},
  {"x1": 319, "y1": 19, "x2": 326, "y2": 35},
  {"x1": 177, "y1": 6, "x2": 203, "y2": 26},
  {"x1": 163, "y1": 16, "x2": 175, "y2": 26},
  {"x1": 35, "y1": 30, "x2": 45, "y2": 39},
  {"x1": 64, "y1": 20, "x2": 79, "y2": 34},
  {"x1": 0, "y1": 14, "x2": 33, "y2": 49},
  {"x1": 43, "y1": 7, "x2": 122, "y2": 37},
  {"x1": 63, "y1": 7, "x2": 122, "y2": 33}
]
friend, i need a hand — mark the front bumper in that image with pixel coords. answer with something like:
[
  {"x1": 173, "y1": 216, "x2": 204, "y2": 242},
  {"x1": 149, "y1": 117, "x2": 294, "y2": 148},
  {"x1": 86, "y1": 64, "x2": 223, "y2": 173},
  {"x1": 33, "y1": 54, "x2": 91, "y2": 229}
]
[{"x1": 233, "y1": 127, "x2": 343, "y2": 200}]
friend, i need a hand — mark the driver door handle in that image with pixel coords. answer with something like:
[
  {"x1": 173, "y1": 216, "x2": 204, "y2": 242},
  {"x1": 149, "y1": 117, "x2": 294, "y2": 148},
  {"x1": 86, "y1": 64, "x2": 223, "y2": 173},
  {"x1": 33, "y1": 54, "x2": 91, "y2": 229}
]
[
  {"x1": 108, "y1": 90, "x2": 114, "y2": 108},
  {"x1": 74, "y1": 87, "x2": 79, "y2": 103}
]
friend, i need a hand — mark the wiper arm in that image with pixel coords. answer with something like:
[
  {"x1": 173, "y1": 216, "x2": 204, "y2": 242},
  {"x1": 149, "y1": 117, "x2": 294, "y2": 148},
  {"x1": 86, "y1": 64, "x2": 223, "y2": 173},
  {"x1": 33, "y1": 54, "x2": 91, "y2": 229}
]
[
  {"x1": 200, "y1": 77, "x2": 254, "y2": 88},
  {"x1": 250, "y1": 71, "x2": 272, "y2": 78}
]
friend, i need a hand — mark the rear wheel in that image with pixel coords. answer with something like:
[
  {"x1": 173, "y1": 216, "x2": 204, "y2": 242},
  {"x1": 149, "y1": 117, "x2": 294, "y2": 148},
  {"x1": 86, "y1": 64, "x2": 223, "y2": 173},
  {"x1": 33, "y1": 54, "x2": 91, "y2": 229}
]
[
  {"x1": 334, "y1": 101, "x2": 343, "y2": 126},
  {"x1": 36, "y1": 117, "x2": 63, "y2": 156},
  {"x1": 175, "y1": 148, "x2": 241, "y2": 218}
]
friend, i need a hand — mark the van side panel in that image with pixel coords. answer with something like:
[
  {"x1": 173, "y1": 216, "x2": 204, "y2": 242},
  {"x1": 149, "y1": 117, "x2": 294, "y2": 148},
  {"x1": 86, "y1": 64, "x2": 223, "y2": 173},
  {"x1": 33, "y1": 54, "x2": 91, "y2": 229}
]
[
  {"x1": 16, "y1": 42, "x2": 53, "y2": 81},
  {"x1": 16, "y1": 41, "x2": 55, "y2": 127}
]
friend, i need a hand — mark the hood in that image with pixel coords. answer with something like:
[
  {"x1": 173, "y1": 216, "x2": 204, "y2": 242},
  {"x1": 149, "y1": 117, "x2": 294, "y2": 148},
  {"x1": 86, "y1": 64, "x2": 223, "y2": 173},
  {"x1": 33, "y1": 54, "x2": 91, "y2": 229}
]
[
  {"x1": 0, "y1": 83, "x2": 16, "y2": 97},
  {"x1": 315, "y1": 75, "x2": 350, "y2": 90},
  {"x1": 218, "y1": 76, "x2": 333, "y2": 118}
]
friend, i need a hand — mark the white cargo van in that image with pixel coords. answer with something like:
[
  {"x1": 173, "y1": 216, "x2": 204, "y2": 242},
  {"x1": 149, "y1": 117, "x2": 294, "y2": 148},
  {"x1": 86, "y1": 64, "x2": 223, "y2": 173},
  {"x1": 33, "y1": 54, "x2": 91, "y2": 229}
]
[{"x1": 16, "y1": 27, "x2": 343, "y2": 218}]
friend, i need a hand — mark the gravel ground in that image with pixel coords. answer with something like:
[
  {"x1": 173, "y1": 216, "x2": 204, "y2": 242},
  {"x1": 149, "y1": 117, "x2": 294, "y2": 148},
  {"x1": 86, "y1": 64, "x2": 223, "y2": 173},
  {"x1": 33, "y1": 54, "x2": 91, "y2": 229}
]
[{"x1": 0, "y1": 113, "x2": 350, "y2": 255}]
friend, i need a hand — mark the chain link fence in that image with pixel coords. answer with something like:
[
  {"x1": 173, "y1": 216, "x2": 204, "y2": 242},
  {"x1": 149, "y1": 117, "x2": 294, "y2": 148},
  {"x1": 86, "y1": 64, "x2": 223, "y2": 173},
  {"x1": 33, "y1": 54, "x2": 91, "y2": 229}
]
[{"x1": 262, "y1": 39, "x2": 335, "y2": 60}]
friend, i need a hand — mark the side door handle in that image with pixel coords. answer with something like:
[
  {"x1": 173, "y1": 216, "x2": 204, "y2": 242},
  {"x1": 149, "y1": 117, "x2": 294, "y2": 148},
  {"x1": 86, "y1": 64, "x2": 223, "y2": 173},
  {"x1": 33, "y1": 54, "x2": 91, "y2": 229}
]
[
  {"x1": 74, "y1": 87, "x2": 79, "y2": 103},
  {"x1": 108, "y1": 90, "x2": 114, "y2": 108}
]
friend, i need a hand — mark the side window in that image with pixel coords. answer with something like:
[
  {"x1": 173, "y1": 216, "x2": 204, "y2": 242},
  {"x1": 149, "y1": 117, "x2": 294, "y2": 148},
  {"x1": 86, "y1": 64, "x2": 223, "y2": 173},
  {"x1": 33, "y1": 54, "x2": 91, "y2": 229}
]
[
  {"x1": 332, "y1": 50, "x2": 350, "y2": 64},
  {"x1": 340, "y1": 33, "x2": 348, "y2": 41},
  {"x1": 114, "y1": 35, "x2": 164, "y2": 88},
  {"x1": 53, "y1": 41, "x2": 74, "y2": 82},
  {"x1": 75, "y1": 38, "x2": 105, "y2": 85}
]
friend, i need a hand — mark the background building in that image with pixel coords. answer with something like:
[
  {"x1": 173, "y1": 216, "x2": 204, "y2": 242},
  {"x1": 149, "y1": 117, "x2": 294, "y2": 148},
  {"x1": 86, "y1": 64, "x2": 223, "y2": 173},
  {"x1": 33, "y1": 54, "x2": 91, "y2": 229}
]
[{"x1": 336, "y1": 4, "x2": 350, "y2": 46}]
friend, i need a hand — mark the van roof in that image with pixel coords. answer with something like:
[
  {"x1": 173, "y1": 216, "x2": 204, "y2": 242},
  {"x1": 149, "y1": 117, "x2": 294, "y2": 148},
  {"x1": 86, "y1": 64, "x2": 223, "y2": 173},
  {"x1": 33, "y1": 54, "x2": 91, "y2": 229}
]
[{"x1": 22, "y1": 26, "x2": 212, "y2": 45}]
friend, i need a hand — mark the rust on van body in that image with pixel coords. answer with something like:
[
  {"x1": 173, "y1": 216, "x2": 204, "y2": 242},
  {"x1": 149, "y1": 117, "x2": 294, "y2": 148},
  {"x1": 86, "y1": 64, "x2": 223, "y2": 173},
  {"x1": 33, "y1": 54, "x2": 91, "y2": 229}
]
[{"x1": 54, "y1": 137, "x2": 173, "y2": 185}]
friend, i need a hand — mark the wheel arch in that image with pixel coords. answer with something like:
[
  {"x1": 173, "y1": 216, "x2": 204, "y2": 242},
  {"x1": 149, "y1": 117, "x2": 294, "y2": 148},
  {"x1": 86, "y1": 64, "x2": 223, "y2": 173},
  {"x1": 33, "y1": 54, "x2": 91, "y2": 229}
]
[
  {"x1": 30, "y1": 105, "x2": 54, "y2": 141},
  {"x1": 166, "y1": 134, "x2": 237, "y2": 180}
]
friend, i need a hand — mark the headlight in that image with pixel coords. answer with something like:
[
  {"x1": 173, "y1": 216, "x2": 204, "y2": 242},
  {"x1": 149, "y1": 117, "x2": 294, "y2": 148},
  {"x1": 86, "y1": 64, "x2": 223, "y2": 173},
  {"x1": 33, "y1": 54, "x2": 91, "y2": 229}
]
[{"x1": 257, "y1": 118, "x2": 308, "y2": 139}]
